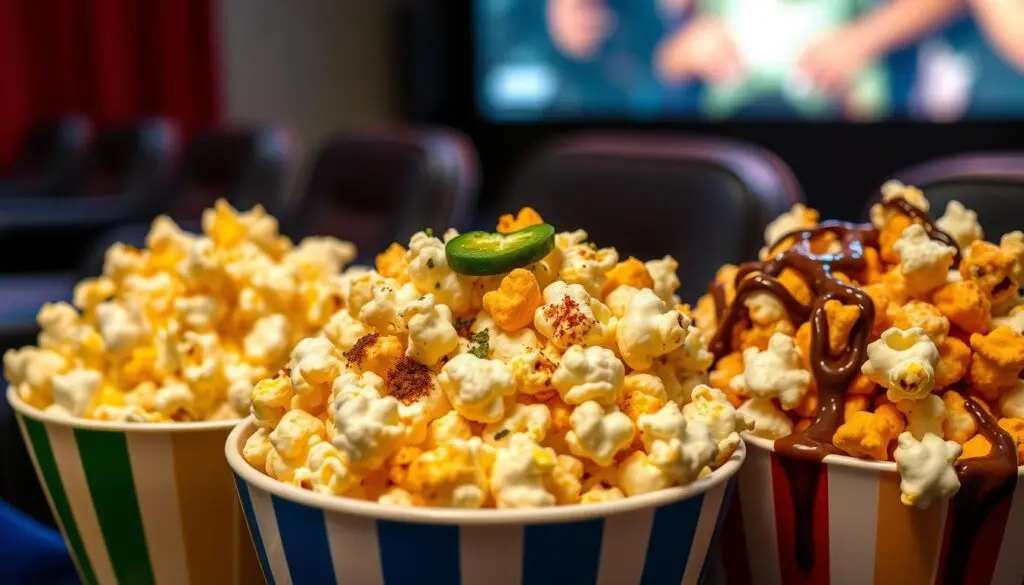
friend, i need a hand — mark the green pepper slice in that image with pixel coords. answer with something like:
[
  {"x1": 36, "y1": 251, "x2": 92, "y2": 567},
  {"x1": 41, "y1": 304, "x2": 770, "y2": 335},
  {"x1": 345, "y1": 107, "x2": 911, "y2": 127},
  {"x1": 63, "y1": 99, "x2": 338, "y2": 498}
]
[{"x1": 445, "y1": 224, "x2": 555, "y2": 276}]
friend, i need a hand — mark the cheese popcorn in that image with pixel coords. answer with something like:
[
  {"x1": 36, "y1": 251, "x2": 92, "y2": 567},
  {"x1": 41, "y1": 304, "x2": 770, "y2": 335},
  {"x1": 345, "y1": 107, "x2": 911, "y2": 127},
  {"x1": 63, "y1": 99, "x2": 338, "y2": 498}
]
[
  {"x1": 833, "y1": 410, "x2": 901, "y2": 461},
  {"x1": 402, "y1": 294, "x2": 459, "y2": 366},
  {"x1": 551, "y1": 345, "x2": 625, "y2": 405},
  {"x1": 534, "y1": 281, "x2": 614, "y2": 349},
  {"x1": 895, "y1": 393, "x2": 946, "y2": 440},
  {"x1": 730, "y1": 333, "x2": 812, "y2": 410},
  {"x1": 894, "y1": 224, "x2": 957, "y2": 295},
  {"x1": 737, "y1": 398, "x2": 794, "y2": 439},
  {"x1": 893, "y1": 432, "x2": 961, "y2": 509},
  {"x1": 936, "y1": 201, "x2": 984, "y2": 249},
  {"x1": 489, "y1": 434, "x2": 557, "y2": 508},
  {"x1": 861, "y1": 328, "x2": 939, "y2": 402},
  {"x1": 616, "y1": 289, "x2": 687, "y2": 370},
  {"x1": 497, "y1": 207, "x2": 544, "y2": 234},
  {"x1": 438, "y1": 353, "x2": 516, "y2": 423},
  {"x1": 5, "y1": 201, "x2": 356, "y2": 422},
  {"x1": 764, "y1": 204, "x2": 819, "y2": 248},
  {"x1": 565, "y1": 401, "x2": 635, "y2": 466},
  {"x1": 871, "y1": 180, "x2": 930, "y2": 230},
  {"x1": 246, "y1": 214, "x2": 737, "y2": 509}
]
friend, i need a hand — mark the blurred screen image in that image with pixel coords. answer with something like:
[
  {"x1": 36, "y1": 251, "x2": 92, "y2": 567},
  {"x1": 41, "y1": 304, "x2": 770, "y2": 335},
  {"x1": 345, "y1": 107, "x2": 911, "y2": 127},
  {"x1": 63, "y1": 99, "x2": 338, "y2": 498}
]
[{"x1": 475, "y1": 0, "x2": 1024, "y2": 122}]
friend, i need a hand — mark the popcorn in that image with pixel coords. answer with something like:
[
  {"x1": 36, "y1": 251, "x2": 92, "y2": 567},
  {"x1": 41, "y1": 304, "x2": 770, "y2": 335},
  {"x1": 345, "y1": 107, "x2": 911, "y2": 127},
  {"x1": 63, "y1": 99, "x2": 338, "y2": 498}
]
[
  {"x1": 891, "y1": 301, "x2": 949, "y2": 345},
  {"x1": 737, "y1": 398, "x2": 794, "y2": 439},
  {"x1": 534, "y1": 281, "x2": 614, "y2": 349},
  {"x1": 637, "y1": 402, "x2": 717, "y2": 485},
  {"x1": 933, "y1": 281, "x2": 991, "y2": 334},
  {"x1": 861, "y1": 328, "x2": 939, "y2": 402},
  {"x1": 682, "y1": 384, "x2": 745, "y2": 465},
  {"x1": 744, "y1": 292, "x2": 788, "y2": 326},
  {"x1": 969, "y1": 326, "x2": 1024, "y2": 400},
  {"x1": 617, "y1": 452, "x2": 671, "y2": 496},
  {"x1": 497, "y1": 207, "x2": 544, "y2": 234},
  {"x1": 833, "y1": 410, "x2": 902, "y2": 461},
  {"x1": 405, "y1": 438, "x2": 490, "y2": 508},
  {"x1": 402, "y1": 294, "x2": 459, "y2": 366},
  {"x1": 616, "y1": 289, "x2": 687, "y2": 370},
  {"x1": 565, "y1": 401, "x2": 635, "y2": 466},
  {"x1": 551, "y1": 345, "x2": 625, "y2": 405},
  {"x1": 895, "y1": 394, "x2": 946, "y2": 440},
  {"x1": 645, "y1": 256, "x2": 682, "y2": 304},
  {"x1": 730, "y1": 333, "x2": 812, "y2": 409},
  {"x1": 407, "y1": 231, "x2": 470, "y2": 314},
  {"x1": 484, "y1": 402, "x2": 551, "y2": 446},
  {"x1": 489, "y1": 434, "x2": 557, "y2": 508},
  {"x1": 306, "y1": 442, "x2": 359, "y2": 495},
  {"x1": 936, "y1": 201, "x2": 984, "y2": 249},
  {"x1": 894, "y1": 224, "x2": 957, "y2": 295},
  {"x1": 893, "y1": 432, "x2": 961, "y2": 509},
  {"x1": 244, "y1": 314, "x2": 291, "y2": 366},
  {"x1": 764, "y1": 204, "x2": 819, "y2": 247},
  {"x1": 559, "y1": 242, "x2": 618, "y2": 297},
  {"x1": 3, "y1": 347, "x2": 68, "y2": 408},
  {"x1": 438, "y1": 353, "x2": 516, "y2": 423},
  {"x1": 324, "y1": 310, "x2": 371, "y2": 352},
  {"x1": 50, "y1": 370, "x2": 103, "y2": 417},
  {"x1": 509, "y1": 349, "x2": 557, "y2": 396},
  {"x1": 604, "y1": 285, "x2": 639, "y2": 319},
  {"x1": 482, "y1": 269, "x2": 543, "y2": 332},
  {"x1": 620, "y1": 373, "x2": 669, "y2": 422},
  {"x1": 943, "y1": 390, "x2": 978, "y2": 444},
  {"x1": 871, "y1": 180, "x2": 930, "y2": 230},
  {"x1": 960, "y1": 241, "x2": 1018, "y2": 304},
  {"x1": 601, "y1": 257, "x2": 654, "y2": 298},
  {"x1": 331, "y1": 372, "x2": 405, "y2": 469}
]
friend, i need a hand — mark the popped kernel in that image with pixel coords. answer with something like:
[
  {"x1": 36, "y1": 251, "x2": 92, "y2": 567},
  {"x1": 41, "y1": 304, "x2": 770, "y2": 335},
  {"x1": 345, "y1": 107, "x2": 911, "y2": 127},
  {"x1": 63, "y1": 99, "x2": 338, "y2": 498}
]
[
  {"x1": 960, "y1": 241, "x2": 1018, "y2": 304},
  {"x1": 497, "y1": 207, "x2": 544, "y2": 234},
  {"x1": 936, "y1": 201, "x2": 984, "y2": 249},
  {"x1": 601, "y1": 257, "x2": 654, "y2": 298},
  {"x1": 482, "y1": 269, "x2": 543, "y2": 332},
  {"x1": 969, "y1": 326, "x2": 1024, "y2": 400},
  {"x1": 943, "y1": 390, "x2": 978, "y2": 444},
  {"x1": 833, "y1": 410, "x2": 901, "y2": 461},
  {"x1": 375, "y1": 243, "x2": 409, "y2": 281},
  {"x1": 861, "y1": 328, "x2": 939, "y2": 402},
  {"x1": 933, "y1": 280, "x2": 992, "y2": 334},
  {"x1": 824, "y1": 300, "x2": 861, "y2": 356}
]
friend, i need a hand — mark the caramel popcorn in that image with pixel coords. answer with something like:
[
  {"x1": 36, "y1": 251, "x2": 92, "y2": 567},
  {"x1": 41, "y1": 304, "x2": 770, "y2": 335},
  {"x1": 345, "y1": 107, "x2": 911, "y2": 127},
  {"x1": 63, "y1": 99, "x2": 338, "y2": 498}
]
[
  {"x1": 245, "y1": 209, "x2": 742, "y2": 508},
  {"x1": 698, "y1": 187, "x2": 1024, "y2": 511},
  {"x1": 5, "y1": 201, "x2": 356, "y2": 422}
]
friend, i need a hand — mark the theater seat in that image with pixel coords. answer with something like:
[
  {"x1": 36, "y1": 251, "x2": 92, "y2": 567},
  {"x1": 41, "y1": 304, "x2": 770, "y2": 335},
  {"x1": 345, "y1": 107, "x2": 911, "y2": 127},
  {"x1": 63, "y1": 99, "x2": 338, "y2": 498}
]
[
  {"x1": 77, "y1": 124, "x2": 294, "y2": 279},
  {"x1": 497, "y1": 133, "x2": 803, "y2": 302},
  {"x1": 289, "y1": 127, "x2": 478, "y2": 260},
  {"x1": 0, "y1": 116, "x2": 91, "y2": 199},
  {"x1": 867, "y1": 153, "x2": 1024, "y2": 240}
]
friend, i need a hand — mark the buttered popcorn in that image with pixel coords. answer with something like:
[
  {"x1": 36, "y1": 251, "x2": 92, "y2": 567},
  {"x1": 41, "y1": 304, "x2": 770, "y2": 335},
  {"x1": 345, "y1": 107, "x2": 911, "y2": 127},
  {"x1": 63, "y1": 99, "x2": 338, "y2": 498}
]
[
  {"x1": 4, "y1": 200, "x2": 357, "y2": 421},
  {"x1": 700, "y1": 184, "x2": 1024, "y2": 510},
  {"x1": 245, "y1": 210, "x2": 743, "y2": 508}
]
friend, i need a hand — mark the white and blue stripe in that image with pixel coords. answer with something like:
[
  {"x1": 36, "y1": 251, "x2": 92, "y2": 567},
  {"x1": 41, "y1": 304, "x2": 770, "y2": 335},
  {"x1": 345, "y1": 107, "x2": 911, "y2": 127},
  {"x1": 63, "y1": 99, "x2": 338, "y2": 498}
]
[{"x1": 234, "y1": 476, "x2": 736, "y2": 585}]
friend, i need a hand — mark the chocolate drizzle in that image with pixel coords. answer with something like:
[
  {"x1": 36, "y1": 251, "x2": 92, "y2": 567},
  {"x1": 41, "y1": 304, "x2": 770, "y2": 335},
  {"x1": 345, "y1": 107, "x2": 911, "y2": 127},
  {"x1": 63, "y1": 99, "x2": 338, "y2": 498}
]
[
  {"x1": 943, "y1": 397, "x2": 1019, "y2": 585},
  {"x1": 708, "y1": 200, "x2": 1017, "y2": 580}
]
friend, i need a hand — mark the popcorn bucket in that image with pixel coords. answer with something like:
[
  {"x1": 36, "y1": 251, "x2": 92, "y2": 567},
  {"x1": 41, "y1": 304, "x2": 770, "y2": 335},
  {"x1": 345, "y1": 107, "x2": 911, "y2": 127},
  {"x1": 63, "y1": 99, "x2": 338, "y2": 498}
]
[
  {"x1": 7, "y1": 388, "x2": 263, "y2": 585},
  {"x1": 707, "y1": 434, "x2": 1024, "y2": 585},
  {"x1": 226, "y1": 418, "x2": 745, "y2": 585}
]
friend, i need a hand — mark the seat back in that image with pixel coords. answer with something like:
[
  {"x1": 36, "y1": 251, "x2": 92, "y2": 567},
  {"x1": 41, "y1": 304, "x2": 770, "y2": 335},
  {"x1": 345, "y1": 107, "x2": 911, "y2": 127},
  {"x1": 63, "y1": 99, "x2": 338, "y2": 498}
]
[
  {"x1": 80, "y1": 119, "x2": 178, "y2": 206},
  {"x1": 291, "y1": 128, "x2": 478, "y2": 257},
  {"x1": 867, "y1": 154, "x2": 1024, "y2": 240},
  {"x1": 498, "y1": 133, "x2": 803, "y2": 302},
  {"x1": 5, "y1": 117, "x2": 91, "y2": 197},
  {"x1": 164, "y1": 125, "x2": 292, "y2": 221}
]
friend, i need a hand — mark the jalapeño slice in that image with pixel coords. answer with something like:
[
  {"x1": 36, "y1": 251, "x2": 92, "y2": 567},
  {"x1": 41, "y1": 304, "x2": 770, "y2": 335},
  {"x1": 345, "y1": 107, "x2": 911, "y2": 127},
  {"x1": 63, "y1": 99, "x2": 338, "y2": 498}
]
[{"x1": 445, "y1": 224, "x2": 555, "y2": 276}]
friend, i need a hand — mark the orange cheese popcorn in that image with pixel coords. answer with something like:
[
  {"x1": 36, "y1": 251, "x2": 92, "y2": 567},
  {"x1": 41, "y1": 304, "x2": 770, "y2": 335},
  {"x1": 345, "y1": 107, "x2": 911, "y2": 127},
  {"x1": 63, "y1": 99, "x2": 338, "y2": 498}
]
[
  {"x1": 345, "y1": 334, "x2": 404, "y2": 379},
  {"x1": 969, "y1": 326, "x2": 1024, "y2": 400},
  {"x1": 849, "y1": 373, "x2": 877, "y2": 396},
  {"x1": 862, "y1": 284, "x2": 893, "y2": 337},
  {"x1": 875, "y1": 404, "x2": 906, "y2": 436},
  {"x1": 942, "y1": 390, "x2": 977, "y2": 444},
  {"x1": 778, "y1": 269, "x2": 813, "y2": 307},
  {"x1": 738, "y1": 320, "x2": 795, "y2": 353},
  {"x1": 824, "y1": 300, "x2": 860, "y2": 356},
  {"x1": 795, "y1": 322, "x2": 813, "y2": 371},
  {"x1": 845, "y1": 395, "x2": 870, "y2": 421},
  {"x1": 497, "y1": 207, "x2": 544, "y2": 233},
  {"x1": 375, "y1": 243, "x2": 409, "y2": 281},
  {"x1": 714, "y1": 265, "x2": 740, "y2": 304},
  {"x1": 879, "y1": 214, "x2": 913, "y2": 264},
  {"x1": 859, "y1": 247, "x2": 886, "y2": 285},
  {"x1": 833, "y1": 410, "x2": 901, "y2": 461},
  {"x1": 960, "y1": 241, "x2": 1018, "y2": 304},
  {"x1": 601, "y1": 257, "x2": 654, "y2": 297},
  {"x1": 960, "y1": 434, "x2": 992, "y2": 460},
  {"x1": 892, "y1": 301, "x2": 949, "y2": 344},
  {"x1": 933, "y1": 281, "x2": 992, "y2": 334},
  {"x1": 997, "y1": 418, "x2": 1024, "y2": 464},
  {"x1": 482, "y1": 269, "x2": 543, "y2": 332},
  {"x1": 709, "y1": 351, "x2": 744, "y2": 393},
  {"x1": 935, "y1": 337, "x2": 971, "y2": 389}
]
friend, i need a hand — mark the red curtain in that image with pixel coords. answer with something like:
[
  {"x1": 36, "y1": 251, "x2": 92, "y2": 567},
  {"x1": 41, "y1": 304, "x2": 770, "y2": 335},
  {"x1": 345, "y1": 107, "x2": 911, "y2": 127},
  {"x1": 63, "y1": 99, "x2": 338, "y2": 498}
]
[{"x1": 0, "y1": 0, "x2": 221, "y2": 166}]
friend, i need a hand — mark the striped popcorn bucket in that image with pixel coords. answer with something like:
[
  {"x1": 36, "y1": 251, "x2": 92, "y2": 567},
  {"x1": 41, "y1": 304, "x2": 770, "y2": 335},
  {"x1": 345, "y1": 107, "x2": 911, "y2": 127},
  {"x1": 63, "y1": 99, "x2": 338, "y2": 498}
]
[
  {"x1": 227, "y1": 418, "x2": 746, "y2": 585},
  {"x1": 7, "y1": 388, "x2": 263, "y2": 585},
  {"x1": 707, "y1": 434, "x2": 1024, "y2": 585}
]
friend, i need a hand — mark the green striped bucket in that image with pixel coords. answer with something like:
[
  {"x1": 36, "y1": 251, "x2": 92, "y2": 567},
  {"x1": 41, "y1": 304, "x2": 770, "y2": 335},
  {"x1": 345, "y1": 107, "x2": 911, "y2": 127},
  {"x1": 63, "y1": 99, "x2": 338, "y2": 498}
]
[{"x1": 8, "y1": 388, "x2": 263, "y2": 585}]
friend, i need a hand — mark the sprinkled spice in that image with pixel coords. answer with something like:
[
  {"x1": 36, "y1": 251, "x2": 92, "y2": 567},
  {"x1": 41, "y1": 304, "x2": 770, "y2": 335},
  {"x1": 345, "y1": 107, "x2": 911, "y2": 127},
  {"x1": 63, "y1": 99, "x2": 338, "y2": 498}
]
[
  {"x1": 493, "y1": 429, "x2": 511, "y2": 441},
  {"x1": 343, "y1": 333, "x2": 379, "y2": 366},
  {"x1": 469, "y1": 329, "x2": 490, "y2": 358},
  {"x1": 386, "y1": 357, "x2": 433, "y2": 404},
  {"x1": 454, "y1": 317, "x2": 475, "y2": 338},
  {"x1": 544, "y1": 295, "x2": 586, "y2": 342}
]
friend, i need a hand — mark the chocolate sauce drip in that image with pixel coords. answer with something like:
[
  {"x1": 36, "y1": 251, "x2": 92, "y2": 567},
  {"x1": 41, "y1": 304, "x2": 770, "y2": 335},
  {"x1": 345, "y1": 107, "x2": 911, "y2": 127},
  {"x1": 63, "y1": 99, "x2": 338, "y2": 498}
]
[
  {"x1": 706, "y1": 200, "x2": 982, "y2": 576},
  {"x1": 943, "y1": 398, "x2": 1019, "y2": 585},
  {"x1": 881, "y1": 199, "x2": 961, "y2": 262},
  {"x1": 709, "y1": 281, "x2": 727, "y2": 323}
]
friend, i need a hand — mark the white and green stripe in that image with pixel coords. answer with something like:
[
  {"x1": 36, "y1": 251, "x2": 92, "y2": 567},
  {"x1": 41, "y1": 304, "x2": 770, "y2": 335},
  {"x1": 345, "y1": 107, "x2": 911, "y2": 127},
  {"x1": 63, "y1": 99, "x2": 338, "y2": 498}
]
[{"x1": 15, "y1": 412, "x2": 259, "y2": 585}]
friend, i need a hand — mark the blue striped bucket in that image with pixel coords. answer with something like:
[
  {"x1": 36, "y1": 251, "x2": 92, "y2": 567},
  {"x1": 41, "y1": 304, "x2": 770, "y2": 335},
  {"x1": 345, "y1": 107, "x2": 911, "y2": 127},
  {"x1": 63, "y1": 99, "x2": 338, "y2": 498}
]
[{"x1": 226, "y1": 418, "x2": 745, "y2": 585}]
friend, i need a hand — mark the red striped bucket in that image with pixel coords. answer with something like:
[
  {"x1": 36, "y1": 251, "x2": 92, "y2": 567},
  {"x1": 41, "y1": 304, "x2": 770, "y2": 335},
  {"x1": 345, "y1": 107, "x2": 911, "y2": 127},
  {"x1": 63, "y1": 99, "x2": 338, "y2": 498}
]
[
  {"x1": 8, "y1": 387, "x2": 262, "y2": 585},
  {"x1": 707, "y1": 435, "x2": 1024, "y2": 585}
]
